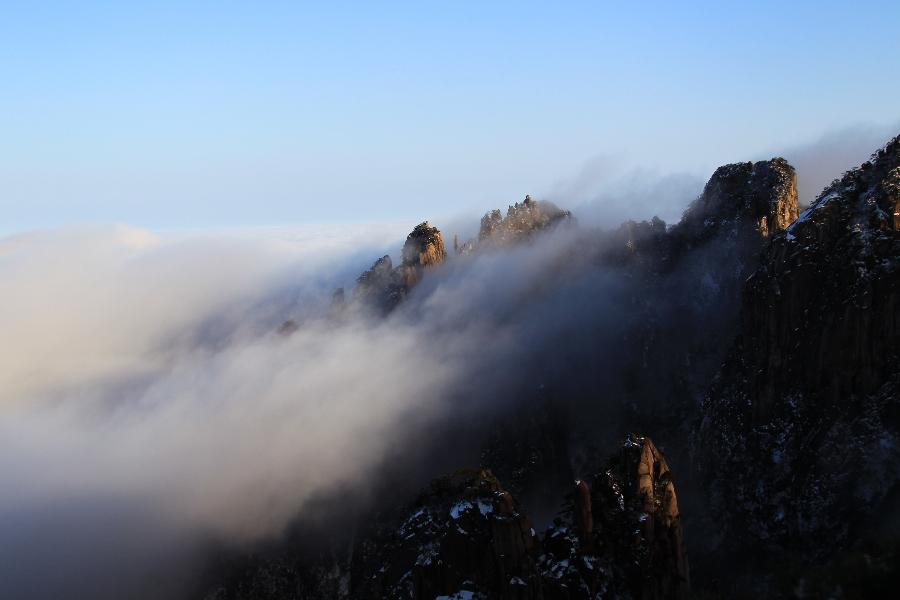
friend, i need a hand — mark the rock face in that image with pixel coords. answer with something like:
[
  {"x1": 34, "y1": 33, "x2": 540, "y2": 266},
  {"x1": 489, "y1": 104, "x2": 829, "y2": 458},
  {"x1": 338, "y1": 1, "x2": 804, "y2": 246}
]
[
  {"x1": 397, "y1": 222, "x2": 448, "y2": 288},
  {"x1": 352, "y1": 222, "x2": 447, "y2": 314},
  {"x1": 618, "y1": 437, "x2": 689, "y2": 600},
  {"x1": 673, "y1": 158, "x2": 797, "y2": 244},
  {"x1": 349, "y1": 197, "x2": 569, "y2": 314},
  {"x1": 602, "y1": 158, "x2": 797, "y2": 281},
  {"x1": 696, "y1": 135, "x2": 900, "y2": 595},
  {"x1": 537, "y1": 435, "x2": 689, "y2": 600},
  {"x1": 465, "y1": 195, "x2": 572, "y2": 253},
  {"x1": 352, "y1": 469, "x2": 541, "y2": 599},
  {"x1": 402, "y1": 222, "x2": 448, "y2": 269}
]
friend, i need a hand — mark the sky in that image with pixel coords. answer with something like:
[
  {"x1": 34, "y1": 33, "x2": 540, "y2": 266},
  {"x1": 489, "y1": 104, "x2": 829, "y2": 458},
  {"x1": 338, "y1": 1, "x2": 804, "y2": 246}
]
[{"x1": 2, "y1": 1, "x2": 899, "y2": 233}]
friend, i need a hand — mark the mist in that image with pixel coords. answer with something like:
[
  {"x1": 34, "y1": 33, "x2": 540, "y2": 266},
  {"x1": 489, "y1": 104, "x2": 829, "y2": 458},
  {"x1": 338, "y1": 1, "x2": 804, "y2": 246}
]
[
  {"x1": 0, "y1": 223, "x2": 458, "y2": 597},
  {"x1": 0, "y1": 205, "x2": 691, "y2": 598},
  {"x1": 0, "y1": 209, "x2": 737, "y2": 598},
  {"x1": 773, "y1": 121, "x2": 900, "y2": 205}
]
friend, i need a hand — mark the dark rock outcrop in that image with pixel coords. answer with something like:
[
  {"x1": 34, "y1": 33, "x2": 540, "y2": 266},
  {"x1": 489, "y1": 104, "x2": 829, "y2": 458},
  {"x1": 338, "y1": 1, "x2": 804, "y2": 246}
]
[
  {"x1": 352, "y1": 469, "x2": 541, "y2": 599},
  {"x1": 696, "y1": 135, "x2": 900, "y2": 595},
  {"x1": 543, "y1": 434, "x2": 690, "y2": 600},
  {"x1": 201, "y1": 437, "x2": 688, "y2": 600},
  {"x1": 607, "y1": 157, "x2": 797, "y2": 270}
]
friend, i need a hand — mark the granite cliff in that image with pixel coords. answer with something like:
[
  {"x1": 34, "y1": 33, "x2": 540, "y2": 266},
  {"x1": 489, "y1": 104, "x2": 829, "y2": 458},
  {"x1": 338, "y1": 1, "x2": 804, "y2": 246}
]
[{"x1": 695, "y1": 135, "x2": 900, "y2": 597}]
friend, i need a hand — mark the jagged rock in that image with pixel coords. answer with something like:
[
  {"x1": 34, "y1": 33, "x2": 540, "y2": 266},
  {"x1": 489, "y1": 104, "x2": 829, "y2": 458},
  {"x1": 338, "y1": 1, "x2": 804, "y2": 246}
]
[
  {"x1": 355, "y1": 254, "x2": 394, "y2": 291},
  {"x1": 202, "y1": 437, "x2": 689, "y2": 600},
  {"x1": 696, "y1": 134, "x2": 900, "y2": 595},
  {"x1": 359, "y1": 436, "x2": 690, "y2": 600},
  {"x1": 603, "y1": 158, "x2": 797, "y2": 278},
  {"x1": 349, "y1": 223, "x2": 446, "y2": 314},
  {"x1": 572, "y1": 480, "x2": 593, "y2": 548},
  {"x1": 465, "y1": 195, "x2": 572, "y2": 253},
  {"x1": 674, "y1": 158, "x2": 797, "y2": 243},
  {"x1": 544, "y1": 435, "x2": 689, "y2": 600},
  {"x1": 347, "y1": 197, "x2": 571, "y2": 315},
  {"x1": 352, "y1": 254, "x2": 405, "y2": 313},
  {"x1": 479, "y1": 209, "x2": 504, "y2": 241},
  {"x1": 397, "y1": 222, "x2": 447, "y2": 289},
  {"x1": 401, "y1": 222, "x2": 447, "y2": 269},
  {"x1": 613, "y1": 436, "x2": 689, "y2": 600},
  {"x1": 599, "y1": 157, "x2": 797, "y2": 281},
  {"x1": 345, "y1": 469, "x2": 543, "y2": 600}
]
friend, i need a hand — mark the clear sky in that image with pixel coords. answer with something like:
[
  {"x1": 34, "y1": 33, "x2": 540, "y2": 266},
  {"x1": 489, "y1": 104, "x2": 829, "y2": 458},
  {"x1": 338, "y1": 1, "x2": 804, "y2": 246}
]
[{"x1": 2, "y1": 1, "x2": 899, "y2": 233}]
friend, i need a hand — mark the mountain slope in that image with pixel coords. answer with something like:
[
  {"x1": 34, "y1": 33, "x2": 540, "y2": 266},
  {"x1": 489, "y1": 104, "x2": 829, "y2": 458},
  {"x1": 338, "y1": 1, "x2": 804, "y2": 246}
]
[{"x1": 696, "y1": 134, "x2": 900, "y2": 596}]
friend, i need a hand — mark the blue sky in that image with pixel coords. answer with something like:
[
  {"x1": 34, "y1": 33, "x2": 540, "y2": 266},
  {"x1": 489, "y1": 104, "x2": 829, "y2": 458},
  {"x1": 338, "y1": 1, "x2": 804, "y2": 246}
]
[{"x1": 2, "y1": 1, "x2": 899, "y2": 233}]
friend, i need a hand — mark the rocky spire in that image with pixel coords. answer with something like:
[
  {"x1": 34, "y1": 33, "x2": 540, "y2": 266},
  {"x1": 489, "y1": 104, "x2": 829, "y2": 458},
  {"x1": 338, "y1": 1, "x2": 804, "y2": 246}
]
[
  {"x1": 673, "y1": 157, "x2": 798, "y2": 244},
  {"x1": 401, "y1": 222, "x2": 447, "y2": 268},
  {"x1": 466, "y1": 195, "x2": 572, "y2": 251},
  {"x1": 350, "y1": 222, "x2": 447, "y2": 314}
]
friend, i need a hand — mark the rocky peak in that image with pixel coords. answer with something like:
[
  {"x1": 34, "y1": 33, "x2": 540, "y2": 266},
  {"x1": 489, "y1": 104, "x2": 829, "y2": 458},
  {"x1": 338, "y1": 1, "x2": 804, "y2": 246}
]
[
  {"x1": 401, "y1": 222, "x2": 447, "y2": 268},
  {"x1": 348, "y1": 197, "x2": 571, "y2": 314},
  {"x1": 550, "y1": 435, "x2": 690, "y2": 600},
  {"x1": 604, "y1": 158, "x2": 798, "y2": 274},
  {"x1": 751, "y1": 158, "x2": 799, "y2": 234},
  {"x1": 347, "y1": 223, "x2": 447, "y2": 315},
  {"x1": 479, "y1": 209, "x2": 504, "y2": 242},
  {"x1": 675, "y1": 157, "x2": 798, "y2": 243},
  {"x1": 468, "y1": 195, "x2": 572, "y2": 251}
]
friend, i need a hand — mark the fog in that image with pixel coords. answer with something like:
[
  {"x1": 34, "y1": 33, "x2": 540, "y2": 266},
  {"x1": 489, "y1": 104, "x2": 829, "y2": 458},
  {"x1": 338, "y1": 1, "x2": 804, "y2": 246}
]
[
  {"x1": 773, "y1": 121, "x2": 900, "y2": 205},
  {"x1": 0, "y1": 223, "x2": 456, "y2": 597},
  {"x1": 0, "y1": 217, "x2": 717, "y2": 598}
]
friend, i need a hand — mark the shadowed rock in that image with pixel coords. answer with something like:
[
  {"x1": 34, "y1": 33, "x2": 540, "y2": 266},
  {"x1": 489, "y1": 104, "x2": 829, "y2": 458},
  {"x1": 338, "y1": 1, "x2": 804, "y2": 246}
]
[
  {"x1": 675, "y1": 157, "x2": 798, "y2": 243},
  {"x1": 696, "y1": 133, "x2": 900, "y2": 597},
  {"x1": 202, "y1": 437, "x2": 689, "y2": 600}
]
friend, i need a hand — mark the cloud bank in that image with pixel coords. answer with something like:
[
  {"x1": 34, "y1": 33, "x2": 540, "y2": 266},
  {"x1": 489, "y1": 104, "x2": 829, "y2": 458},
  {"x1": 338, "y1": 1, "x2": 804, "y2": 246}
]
[
  {"x1": 0, "y1": 222, "x2": 458, "y2": 597},
  {"x1": 0, "y1": 218, "x2": 657, "y2": 598}
]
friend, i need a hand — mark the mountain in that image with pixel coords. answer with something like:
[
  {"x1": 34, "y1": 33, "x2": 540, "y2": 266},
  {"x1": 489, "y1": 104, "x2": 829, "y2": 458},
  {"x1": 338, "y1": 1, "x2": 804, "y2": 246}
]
[
  {"x1": 351, "y1": 222, "x2": 448, "y2": 314},
  {"x1": 695, "y1": 134, "x2": 900, "y2": 597},
  {"x1": 204, "y1": 134, "x2": 899, "y2": 599}
]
